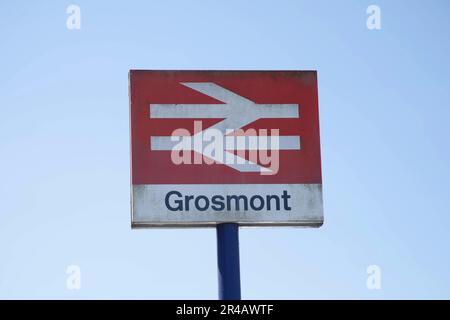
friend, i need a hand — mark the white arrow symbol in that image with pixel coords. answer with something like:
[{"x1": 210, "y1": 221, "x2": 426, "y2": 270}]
[{"x1": 149, "y1": 82, "x2": 300, "y2": 173}]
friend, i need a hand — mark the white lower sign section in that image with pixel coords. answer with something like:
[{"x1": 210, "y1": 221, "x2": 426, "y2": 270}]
[{"x1": 132, "y1": 184, "x2": 323, "y2": 227}]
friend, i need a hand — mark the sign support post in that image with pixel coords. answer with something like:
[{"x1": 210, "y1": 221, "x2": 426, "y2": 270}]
[{"x1": 216, "y1": 223, "x2": 241, "y2": 300}]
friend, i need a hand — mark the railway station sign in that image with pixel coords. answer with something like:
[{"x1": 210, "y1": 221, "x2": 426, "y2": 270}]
[{"x1": 129, "y1": 70, "x2": 323, "y2": 227}]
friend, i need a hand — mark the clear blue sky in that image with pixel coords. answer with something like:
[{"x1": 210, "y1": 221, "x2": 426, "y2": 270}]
[{"x1": 1, "y1": 0, "x2": 450, "y2": 299}]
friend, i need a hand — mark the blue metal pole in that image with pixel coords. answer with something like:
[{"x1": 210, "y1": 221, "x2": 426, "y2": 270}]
[{"x1": 216, "y1": 223, "x2": 241, "y2": 300}]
